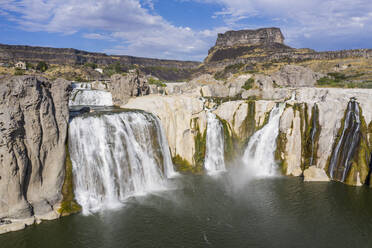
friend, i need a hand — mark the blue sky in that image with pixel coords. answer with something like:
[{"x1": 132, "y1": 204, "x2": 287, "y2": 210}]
[{"x1": 0, "y1": 0, "x2": 371, "y2": 61}]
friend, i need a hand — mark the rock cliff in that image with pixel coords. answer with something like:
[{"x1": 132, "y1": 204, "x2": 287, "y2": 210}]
[
  {"x1": 0, "y1": 44, "x2": 200, "y2": 69},
  {"x1": 109, "y1": 72, "x2": 150, "y2": 105},
  {"x1": 123, "y1": 82, "x2": 371, "y2": 187},
  {"x1": 204, "y1": 27, "x2": 372, "y2": 66},
  {"x1": 0, "y1": 76, "x2": 71, "y2": 233},
  {"x1": 213, "y1": 28, "x2": 284, "y2": 49}
]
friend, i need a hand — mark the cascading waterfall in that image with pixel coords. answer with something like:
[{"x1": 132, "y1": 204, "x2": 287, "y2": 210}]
[
  {"x1": 68, "y1": 110, "x2": 176, "y2": 214},
  {"x1": 204, "y1": 112, "x2": 226, "y2": 174},
  {"x1": 69, "y1": 82, "x2": 113, "y2": 106},
  {"x1": 242, "y1": 104, "x2": 285, "y2": 177},
  {"x1": 328, "y1": 100, "x2": 361, "y2": 182}
]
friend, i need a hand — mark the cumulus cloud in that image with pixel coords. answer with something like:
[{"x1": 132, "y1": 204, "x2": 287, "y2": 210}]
[
  {"x1": 0, "y1": 0, "x2": 224, "y2": 60},
  {"x1": 192, "y1": 0, "x2": 372, "y2": 49},
  {"x1": 1, "y1": 0, "x2": 371, "y2": 60}
]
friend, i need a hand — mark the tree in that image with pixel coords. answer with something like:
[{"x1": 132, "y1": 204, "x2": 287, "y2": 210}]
[{"x1": 36, "y1": 61, "x2": 48, "y2": 72}]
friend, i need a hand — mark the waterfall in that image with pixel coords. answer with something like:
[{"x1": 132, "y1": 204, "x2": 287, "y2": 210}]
[
  {"x1": 329, "y1": 100, "x2": 361, "y2": 182},
  {"x1": 68, "y1": 110, "x2": 176, "y2": 214},
  {"x1": 242, "y1": 104, "x2": 285, "y2": 177},
  {"x1": 69, "y1": 82, "x2": 113, "y2": 106},
  {"x1": 204, "y1": 112, "x2": 226, "y2": 174}
]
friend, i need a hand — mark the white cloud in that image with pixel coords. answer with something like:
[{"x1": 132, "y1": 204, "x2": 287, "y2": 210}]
[
  {"x1": 0, "y1": 0, "x2": 225, "y2": 60},
  {"x1": 193, "y1": 0, "x2": 372, "y2": 49},
  {"x1": 1, "y1": 0, "x2": 371, "y2": 60}
]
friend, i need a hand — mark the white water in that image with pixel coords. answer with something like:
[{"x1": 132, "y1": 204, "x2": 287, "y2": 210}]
[
  {"x1": 242, "y1": 104, "x2": 285, "y2": 177},
  {"x1": 69, "y1": 82, "x2": 113, "y2": 106},
  {"x1": 204, "y1": 112, "x2": 226, "y2": 174},
  {"x1": 69, "y1": 111, "x2": 176, "y2": 214}
]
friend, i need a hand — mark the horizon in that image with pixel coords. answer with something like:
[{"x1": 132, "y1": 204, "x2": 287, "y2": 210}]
[{"x1": 1, "y1": 0, "x2": 371, "y2": 61}]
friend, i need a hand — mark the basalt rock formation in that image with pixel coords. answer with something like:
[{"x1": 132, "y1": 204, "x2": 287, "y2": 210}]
[
  {"x1": 204, "y1": 27, "x2": 372, "y2": 67},
  {"x1": 108, "y1": 71, "x2": 150, "y2": 105},
  {"x1": 0, "y1": 44, "x2": 200, "y2": 69},
  {"x1": 0, "y1": 76, "x2": 71, "y2": 233}
]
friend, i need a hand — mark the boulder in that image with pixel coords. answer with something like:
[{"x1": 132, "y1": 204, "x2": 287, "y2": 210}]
[{"x1": 108, "y1": 72, "x2": 150, "y2": 105}]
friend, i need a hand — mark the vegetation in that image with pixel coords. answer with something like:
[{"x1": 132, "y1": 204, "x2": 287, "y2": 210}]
[
  {"x1": 148, "y1": 77, "x2": 166, "y2": 87},
  {"x1": 316, "y1": 72, "x2": 372, "y2": 88},
  {"x1": 242, "y1": 78, "x2": 255, "y2": 90},
  {"x1": 58, "y1": 143, "x2": 82, "y2": 216},
  {"x1": 104, "y1": 62, "x2": 123, "y2": 77},
  {"x1": 14, "y1": 68, "x2": 24, "y2": 75},
  {"x1": 26, "y1": 62, "x2": 35, "y2": 70},
  {"x1": 36, "y1": 61, "x2": 48, "y2": 72},
  {"x1": 172, "y1": 155, "x2": 195, "y2": 173},
  {"x1": 84, "y1": 62, "x2": 97, "y2": 69}
]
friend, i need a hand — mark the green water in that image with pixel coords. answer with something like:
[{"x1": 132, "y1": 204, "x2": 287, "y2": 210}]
[{"x1": 1, "y1": 174, "x2": 372, "y2": 248}]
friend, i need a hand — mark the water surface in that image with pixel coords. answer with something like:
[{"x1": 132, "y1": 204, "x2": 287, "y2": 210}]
[{"x1": 1, "y1": 175, "x2": 372, "y2": 248}]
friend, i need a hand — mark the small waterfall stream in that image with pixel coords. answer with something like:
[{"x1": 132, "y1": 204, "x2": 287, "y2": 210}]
[
  {"x1": 329, "y1": 100, "x2": 361, "y2": 182},
  {"x1": 204, "y1": 112, "x2": 226, "y2": 174},
  {"x1": 69, "y1": 111, "x2": 176, "y2": 214},
  {"x1": 242, "y1": 104, "x2": 285, "y2": 177},
  {"x1": 69, "y1": 82, "x2": 113, "y2": 106}
]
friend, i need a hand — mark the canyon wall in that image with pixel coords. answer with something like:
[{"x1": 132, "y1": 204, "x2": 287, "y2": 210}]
[
  {"x1": 0, "y1": 44, "x2": 201, "y2": 69},
  {"x1": 0, "y1": 76, "x2": 71, "y2": 233},
  {"x1": 123, "y1": 85, "x2": 372, "y2": 186}
]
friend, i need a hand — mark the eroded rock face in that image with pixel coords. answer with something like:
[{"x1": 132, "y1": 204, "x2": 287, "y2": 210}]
[
  {"x1": 0, "y1": 76, "x2": 70, "y2": 221},
  {"x1": 108, "y1": 72, "x2": 150, "y2": 105},
  {"x1": 123, "y1": 95, "x2": 207, "y2": 165},
  {"x1": 214, "y1": 28, "x2": 284, "y2": 49},
  {"x1": 271, "y1": 65, "x2": 323, "y2": 87}
]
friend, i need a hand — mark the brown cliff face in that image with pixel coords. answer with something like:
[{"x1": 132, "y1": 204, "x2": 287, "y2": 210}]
[
  {"x1": 204, "y1": 27, "x2": 372, "y2": 65},
  {"x1": 0, "y1": 44, "x2": 201, "y2": 69},
  {"x1": 214, "y1": 27, "x2": 284, "y2": 48}
]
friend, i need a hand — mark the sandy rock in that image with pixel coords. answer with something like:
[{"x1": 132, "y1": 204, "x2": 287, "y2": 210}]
[{"x1": 303, "y1": 166, "x2": 330, "y2": 182}]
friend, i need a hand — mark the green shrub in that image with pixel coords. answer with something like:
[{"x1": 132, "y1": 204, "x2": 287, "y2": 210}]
[
  {"x1": 148, "y1": 77, "x2": 166, "y2": 87},
  {"x1": 14, "y1": 68, "x2": 24, "y2": 75},
  {"x1": 242, "y1": 78, "x2": 254, "y2": 90},
  {"x1": 84, "y1": 62, "x2": 97, "y2": 69},
  {"x1": 36, "y1": 61, "x2": 48, "y2": 72}
]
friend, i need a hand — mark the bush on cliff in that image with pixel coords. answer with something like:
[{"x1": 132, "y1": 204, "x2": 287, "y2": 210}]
[
  {"x1": 242, "y1": 78, "x2": 255, "y2": 90},
  {"x1": 148, "y1": 77, "x2": 166, "y2": 87},
  {"x1": 36, "y1": 61, "x2": 48, "y2": 72}
]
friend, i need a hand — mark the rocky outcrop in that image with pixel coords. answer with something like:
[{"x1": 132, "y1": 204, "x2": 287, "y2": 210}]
[
  {"x1": 0, "y1": 76, "x2": 71, "y2": 233},
  {"x1": 108, "y1": 72, "x2": 150, "y2": 105},
  {"x1": 214, "y1": 28, "x2": 285, "y2": 48},
  {"x1": 204, "y1": 27, "x2": 372, "y2": 66},
  {"x1": 271, "y1": 65, "x2": 323, "y2": 87}
]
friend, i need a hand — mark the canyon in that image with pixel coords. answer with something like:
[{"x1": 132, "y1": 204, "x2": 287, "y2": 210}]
[{"x1": 0, "y1": 28, "x2": 372, "y2": 237}]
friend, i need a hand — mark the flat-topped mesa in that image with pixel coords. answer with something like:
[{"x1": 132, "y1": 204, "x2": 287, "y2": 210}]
[
  {"x1": 205, "y1": 27, "x2": 372, "y2": 65},
  {"x1": 215, "y1": 28, "x2": 285, "y2": 48},
  {"x1": 205, "y1": 27, "x2": 295, "y2": 63}
]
